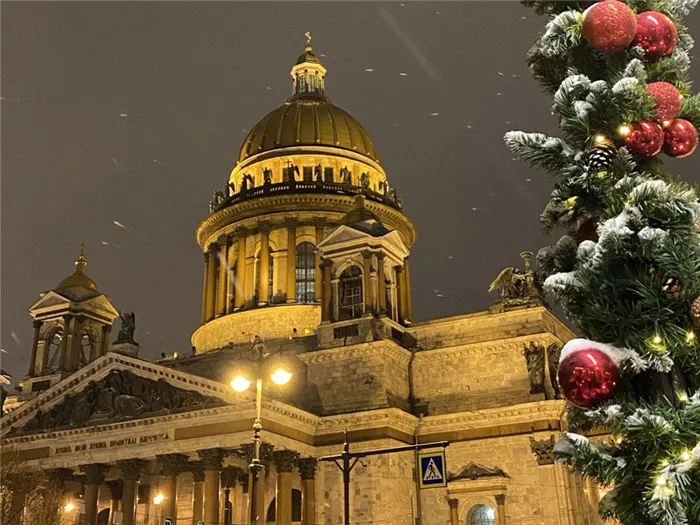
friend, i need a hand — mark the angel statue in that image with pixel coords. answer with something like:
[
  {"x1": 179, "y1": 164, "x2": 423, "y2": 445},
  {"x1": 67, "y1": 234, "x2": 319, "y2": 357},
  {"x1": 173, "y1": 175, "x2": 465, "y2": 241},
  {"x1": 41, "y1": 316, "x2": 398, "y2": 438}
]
[
  {"x1": 116, "y1": 312, "x2": 137, "y2": 344},
  {"x1": 488, "y1": 251, "x2": 543, "y2": 312}
]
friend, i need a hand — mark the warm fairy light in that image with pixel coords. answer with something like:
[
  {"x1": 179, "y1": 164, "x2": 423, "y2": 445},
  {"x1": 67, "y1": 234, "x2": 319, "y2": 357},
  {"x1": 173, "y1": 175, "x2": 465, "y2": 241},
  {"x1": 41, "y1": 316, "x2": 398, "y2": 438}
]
[
  {"x1": 678, "y1": 391, "x2": 689, "y2": 402},
  {"x1": 594, "y1": 134, "x2": 608, "y2": 144},
  {"x1": 652, "y1": 334, "x2": 663, "y2": 345},
  {"x1": 153, "y1": 493, "x2": 164, "y2": 505},
  {"x1": 270, "y1": 367, "x2": 293, "y2": 386},
  {"x1": 618, "y1": 124, "x2": 632, "y2": 137},
  {"x1": 680, "y1": 449, "x2": 691, "y2": 461},
  {"x1": 686, "y1": 331, "x2": 695, "y2": 343},
  {"x1": 656, "y1": 474, "x2": 668, "y2": 486},
  {"x1": 64, "y1": 503, "x2": 75, "y2": 512},
  {"x1": 230, "y1": 376, "x2": 252, "y2": 392},
  {"x1": 615, "y1": 435, "x2": 624, "y2": 445}
]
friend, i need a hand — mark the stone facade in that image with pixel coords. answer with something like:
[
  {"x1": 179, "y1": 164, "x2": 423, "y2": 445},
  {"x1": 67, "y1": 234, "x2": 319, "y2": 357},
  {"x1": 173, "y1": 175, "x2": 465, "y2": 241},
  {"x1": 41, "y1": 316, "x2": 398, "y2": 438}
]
[{"x1": 0, "y1": 38, "x2": 599, "y2": 525}]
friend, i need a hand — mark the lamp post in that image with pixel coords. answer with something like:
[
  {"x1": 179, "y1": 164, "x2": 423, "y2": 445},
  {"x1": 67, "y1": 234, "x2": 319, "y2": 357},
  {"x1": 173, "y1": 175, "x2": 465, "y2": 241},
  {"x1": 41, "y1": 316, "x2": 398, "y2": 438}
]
[{"x1": 230, "y1": 335, "x2": 292, "y2": 525}]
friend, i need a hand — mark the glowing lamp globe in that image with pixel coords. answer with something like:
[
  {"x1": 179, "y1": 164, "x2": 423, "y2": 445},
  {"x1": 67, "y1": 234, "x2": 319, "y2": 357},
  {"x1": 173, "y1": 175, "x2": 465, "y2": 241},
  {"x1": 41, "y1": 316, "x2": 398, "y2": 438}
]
[
  {"x1": 271, "y1": 368, "x2": 293, "y2": 386},
  {"x1": 64, "y1": 503, "x2": 76, "y2": 512},
  {"x1": 153, "y1": 493, "x2": 164, "y2": 505},
  {"x1": 230, "y1": 376, "x2": 252, "y2": 392},
  {"x1": 557, "y1": 339, "x2": 621, "y2": 408}
]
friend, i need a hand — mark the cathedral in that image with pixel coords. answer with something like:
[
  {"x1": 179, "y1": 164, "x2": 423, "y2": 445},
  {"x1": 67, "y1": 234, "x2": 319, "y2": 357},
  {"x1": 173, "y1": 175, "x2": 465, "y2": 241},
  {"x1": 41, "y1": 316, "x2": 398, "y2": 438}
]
[{"x1": 1, "y1": 37, "x2": 602, "y2": 525}]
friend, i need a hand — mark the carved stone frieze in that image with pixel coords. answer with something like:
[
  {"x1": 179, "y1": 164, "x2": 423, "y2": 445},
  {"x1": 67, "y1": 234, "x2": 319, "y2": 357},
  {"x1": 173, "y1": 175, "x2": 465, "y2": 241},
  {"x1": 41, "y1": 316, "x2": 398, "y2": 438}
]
[
  {"x1": 530, "y1": 435, "x2": 556, "y2": 465},
  {"x1": 547, "y1": 343, "x2": 562, "y2": 399},
  {"x1": 15, "y1": 369, "x2": 224, "y2": 433},
  {"x1": 188, "y1": 462, "x2": 206, "y2": 482}
]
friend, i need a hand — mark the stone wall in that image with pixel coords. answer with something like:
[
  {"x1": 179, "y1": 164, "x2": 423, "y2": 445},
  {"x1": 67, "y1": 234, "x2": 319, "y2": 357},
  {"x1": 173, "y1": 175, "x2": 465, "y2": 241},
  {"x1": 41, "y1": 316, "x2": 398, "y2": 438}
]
[{"x1": 300, "y1": 341, "x2": 411, "y2": 415}]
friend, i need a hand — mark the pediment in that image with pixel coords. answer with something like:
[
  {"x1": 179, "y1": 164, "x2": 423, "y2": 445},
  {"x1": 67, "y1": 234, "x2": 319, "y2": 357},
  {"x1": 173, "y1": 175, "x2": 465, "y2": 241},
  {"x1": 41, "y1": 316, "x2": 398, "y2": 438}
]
[
  {"x1": 448, "y1": 462, "x2": 509, "y2": 482},
  {"x1": 317, "y1": 225, "x2": 373, "y2": 248},
  {"x1": 29, "y1": 290, "x2": 119, "y2": 319},
  {"x1": 1, "y1": 354, "x2": 234, "y2": 437}
]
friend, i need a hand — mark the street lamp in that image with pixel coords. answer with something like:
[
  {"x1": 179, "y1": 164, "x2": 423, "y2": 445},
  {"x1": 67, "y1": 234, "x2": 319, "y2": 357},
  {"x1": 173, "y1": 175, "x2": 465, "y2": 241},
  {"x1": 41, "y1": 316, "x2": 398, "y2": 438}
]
[
  {"x1": 63, "y1": 502, "x2": 75, "y2": 513},
  {"x1": 152, "y1": 492, "x2": 164, "y2": 505},
  {"x1": 230, "y1": 335, "x2": 292, "y2": 525}
]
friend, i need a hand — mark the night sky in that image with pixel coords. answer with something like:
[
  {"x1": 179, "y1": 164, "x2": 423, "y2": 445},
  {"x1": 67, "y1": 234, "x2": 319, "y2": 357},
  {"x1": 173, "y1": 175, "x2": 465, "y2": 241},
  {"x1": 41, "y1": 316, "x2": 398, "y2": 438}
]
[{"x1": 2, "y1": 2, "x2": 700, "y2": 381}]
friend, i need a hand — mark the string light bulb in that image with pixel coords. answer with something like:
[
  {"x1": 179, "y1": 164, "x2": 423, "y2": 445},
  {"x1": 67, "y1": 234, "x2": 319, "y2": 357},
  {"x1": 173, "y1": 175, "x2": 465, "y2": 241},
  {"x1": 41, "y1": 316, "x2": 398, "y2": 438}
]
[
  {"x1": 594, "y1": 134, "x2": 608, "y2": 144},
  {"x1": 618, "y1": 124, "x2": 632, "y2": 137},
  {"x1": 678, "y1": 391, "x2": 689, "y2": 402},
  {"x1": 656, "y1": 474, "x2": 668, "y2": 486},
  {"x1": 64, "y1": 503, "x2": 75, "y2": 512},
  {"x1": 652, "y1": 334, "x2": 663, "y2": 345},
  {"x1": 686, "y1": 330, "x2": 696, "y2": 343},
  {"x1": 680, "y1": 449, "x2": 691, "y2": 461}
]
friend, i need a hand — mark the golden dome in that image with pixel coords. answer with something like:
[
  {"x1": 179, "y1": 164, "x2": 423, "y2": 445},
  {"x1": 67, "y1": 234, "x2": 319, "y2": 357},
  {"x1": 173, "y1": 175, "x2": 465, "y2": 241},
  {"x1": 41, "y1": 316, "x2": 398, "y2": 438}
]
[
  {"x1": 56, "y1": 245, "x2": 99, "y2": 292},
  {"x1": 238, "y1": 98, "x2": 379, "y2": 164},
  {"x1": 237, "y1": 35, "x2": 380, "y2": 165}
]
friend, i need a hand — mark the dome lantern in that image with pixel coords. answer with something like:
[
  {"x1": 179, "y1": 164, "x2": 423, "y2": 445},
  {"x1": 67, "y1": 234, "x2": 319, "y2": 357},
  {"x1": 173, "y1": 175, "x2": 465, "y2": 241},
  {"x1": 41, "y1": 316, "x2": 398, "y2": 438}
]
[{"x1": 290, "y1": 32, "x2": 327, "y2": 101}]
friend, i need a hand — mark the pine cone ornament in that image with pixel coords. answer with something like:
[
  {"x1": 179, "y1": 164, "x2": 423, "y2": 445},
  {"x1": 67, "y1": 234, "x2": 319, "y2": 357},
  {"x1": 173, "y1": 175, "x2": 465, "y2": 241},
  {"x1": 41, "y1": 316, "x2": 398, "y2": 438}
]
[
  {"x1": 691, "y1": 297, "x2": 700, "y2": 327},
  {"x1": 661, "y1": 276, "x2": 683, "y2": 297},
  {"x1": 585, "y1": 140, "x2": 617, "y2": 172}
]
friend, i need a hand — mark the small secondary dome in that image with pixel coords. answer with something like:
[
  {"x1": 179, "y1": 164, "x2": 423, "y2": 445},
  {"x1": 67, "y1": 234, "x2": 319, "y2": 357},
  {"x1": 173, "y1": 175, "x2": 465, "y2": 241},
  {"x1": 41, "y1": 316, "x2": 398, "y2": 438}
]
[
  {"x1": 237, "y1": 34, "x2": 380, "y2": 165},
  {"x1": 56, "y1": 245, "x2": 98, "y2": 292}
]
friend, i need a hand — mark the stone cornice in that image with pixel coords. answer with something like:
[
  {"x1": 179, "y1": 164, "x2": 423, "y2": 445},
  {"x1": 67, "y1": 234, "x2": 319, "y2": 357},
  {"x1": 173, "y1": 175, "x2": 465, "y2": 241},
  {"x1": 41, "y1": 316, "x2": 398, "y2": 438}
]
[
  {"x1": 197, "y1": 194, "x2": 416, "y2": 250},
  {"x1": 297, "y1": 340, "x2": 412, "y2": 365},
  {"x1": 419, "y1": 400, "x2": 567, "y2": 436},
  {"x1": 413, "y1": 334, "x2": 559, "y2": 361},
  {"x1": 316, "y1": 408, "x2": 418, "y2": 437}
]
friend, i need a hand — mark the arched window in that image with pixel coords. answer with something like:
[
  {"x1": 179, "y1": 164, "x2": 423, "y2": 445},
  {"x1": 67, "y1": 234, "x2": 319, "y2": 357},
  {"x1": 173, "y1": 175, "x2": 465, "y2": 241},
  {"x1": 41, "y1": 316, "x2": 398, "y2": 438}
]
[
  {"x1": 339, "y1": 266, "x2": 363, "y2": 320},
  {"x1": 467, "y1": 505, "x2": 496, "y2": 525},
  {"x1": 79, "y1": 333, "x2": 94, "y2": 367},
  {"x1": 295, "y1": 242, "x2": 316, "y2": 303},
  {"x1": 45, "y1": 330, "x2": 63, "y2": 371}
]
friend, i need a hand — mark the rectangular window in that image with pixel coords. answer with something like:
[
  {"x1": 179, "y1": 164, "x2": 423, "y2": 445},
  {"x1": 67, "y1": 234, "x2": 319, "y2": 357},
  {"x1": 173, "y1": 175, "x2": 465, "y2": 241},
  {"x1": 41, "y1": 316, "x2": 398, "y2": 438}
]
[
  {"x1": 324, "y1": 167, "x2": 334, "y2": 182},
  {"x1": 303, "y1": 167, "x2": 313, "y2": 182}
]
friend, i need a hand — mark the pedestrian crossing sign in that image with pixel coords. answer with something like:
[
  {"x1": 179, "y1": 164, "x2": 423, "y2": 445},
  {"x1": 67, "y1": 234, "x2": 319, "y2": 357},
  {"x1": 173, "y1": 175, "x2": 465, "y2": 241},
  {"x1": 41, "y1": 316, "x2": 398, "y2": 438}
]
[{"x1": 418, "y1": 450, "x2": 447, "y2": 488}]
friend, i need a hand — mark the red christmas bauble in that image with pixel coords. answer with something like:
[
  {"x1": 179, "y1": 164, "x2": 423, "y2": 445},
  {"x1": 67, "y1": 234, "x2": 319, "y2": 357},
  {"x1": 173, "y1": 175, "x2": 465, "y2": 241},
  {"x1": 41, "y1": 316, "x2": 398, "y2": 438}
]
[
  {"x1": 582, "y1": 0, "x2": 637, "y2": 53},
  {"x1": 632, "y1": 11, "x2": 678, "y2": 59},
  {"x1": 662, "y1": 119, "x2": 699, "y2": 158},
  {"x1": 622, "y1": 121, "x2": 665, "y2": 156},
  {"x1": 646, "y1": 82, "x2": 683, "y2": 121},
  {"x1": 557, "y1": 344, "x2": 621, "y2": 408}
]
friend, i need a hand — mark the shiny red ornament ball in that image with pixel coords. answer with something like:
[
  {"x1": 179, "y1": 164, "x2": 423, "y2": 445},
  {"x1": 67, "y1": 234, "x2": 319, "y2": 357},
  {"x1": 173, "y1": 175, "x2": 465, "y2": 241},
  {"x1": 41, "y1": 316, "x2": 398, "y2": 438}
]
[
  {"x1": 632, "y1": 11, "x2": 678, "y2": 59},
  {"x1": 557, "y1": 346, "x2": 621, "y2": 408},
  {"x1": 622, "y1": 121, "x2": 665, "y2": 156},
  {"x1": 646, "y1": 82, "x2": 683, "y2": 121},
  {"x1": 582, "y1": 0, "x2": 637, "y2": 53},
  {"x1": 662, "y1": 119, "x2": 698, "y2": 158}
]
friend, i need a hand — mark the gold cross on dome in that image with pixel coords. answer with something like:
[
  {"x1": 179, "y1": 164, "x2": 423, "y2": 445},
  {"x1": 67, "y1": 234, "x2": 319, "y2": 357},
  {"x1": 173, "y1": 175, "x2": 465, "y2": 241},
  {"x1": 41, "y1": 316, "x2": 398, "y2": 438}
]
[{"x1": 305, "y1": 32, "x2": 312, "y2": 46}]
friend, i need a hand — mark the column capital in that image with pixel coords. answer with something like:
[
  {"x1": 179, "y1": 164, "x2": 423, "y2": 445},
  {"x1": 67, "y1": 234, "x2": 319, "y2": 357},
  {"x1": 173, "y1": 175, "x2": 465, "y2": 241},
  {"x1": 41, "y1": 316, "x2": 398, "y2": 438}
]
[
  {"x1": 157, "y1": 453, "x2": 189, "y2": 476},
  {"x1": 375, "y1": 252, "x2": 385, "y2": 261},
  {"x1": 313, "y1": 217, "x2": 327, "y2": 229},
  {"x1": 117, "y1": 459, "x2": 147, "y2": 481},
  {"x1": 319, "y1": 258, "x2": 333, "y2": 269},
  {"x1": 285, "y1": 217, "x2": 300, "y2": 229},
  {"x1": 198, "y1": 448, "x2": 226, "y2": 470},
  {"x1": 395, "y1": 265, "x2": 404, "y2": 274},
  {"x1": 233, "y1": 226, "x2": 249, "y2": 238},
  {"x1": 448, "y1": 498, "x2": 459, "y2": 510},
  {"x1": 33, "y1": 320, "x2": 42, "y2": 329},
  {"x1": 207, "y1": 243, "x2": 218, "y2": 253},
  {"x1": 188, "y1": 461, "x2": 206, "y2": 482},
  {"x1": 105, "y1": 480, "x2": 124, "y2": 500},
  {"x1": 298, "y1": 457, "x2": 318, "y2": 480},
  {"x1": 217, "y1": 235, "x2": 228, "y2": 246},
  {"x1": 221, "y1": 466, "x2": 245, "y2": 488},
  {"x1": 495, "y1": 493, "x2": 506, "y2": 505},
  {"x1": 258, "y1": 221, "x2": 273, "y2": 233},
  {"x1": 361, "y1": 249, "x2": 373, "y2": 260},
  {"x1": 80, "y1": 464, "x2": 107, "y2": 485},
  {"x1": 272, "y1": 449, "x2": 299, "y2": 473}
]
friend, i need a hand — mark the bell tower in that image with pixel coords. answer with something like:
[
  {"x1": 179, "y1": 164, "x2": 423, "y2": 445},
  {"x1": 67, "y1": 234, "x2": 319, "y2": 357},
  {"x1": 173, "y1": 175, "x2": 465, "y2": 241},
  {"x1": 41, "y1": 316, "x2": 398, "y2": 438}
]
[{"x1": 20, "y1": 246, "x2": 119, "y2": 398}]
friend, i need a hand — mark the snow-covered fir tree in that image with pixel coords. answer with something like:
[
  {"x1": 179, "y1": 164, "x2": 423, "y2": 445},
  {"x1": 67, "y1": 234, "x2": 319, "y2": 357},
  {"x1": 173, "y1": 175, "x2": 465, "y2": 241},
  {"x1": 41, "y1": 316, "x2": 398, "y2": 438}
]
[{"x1": 506, "y1": 1, "x2": 700, "y2": 524}]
